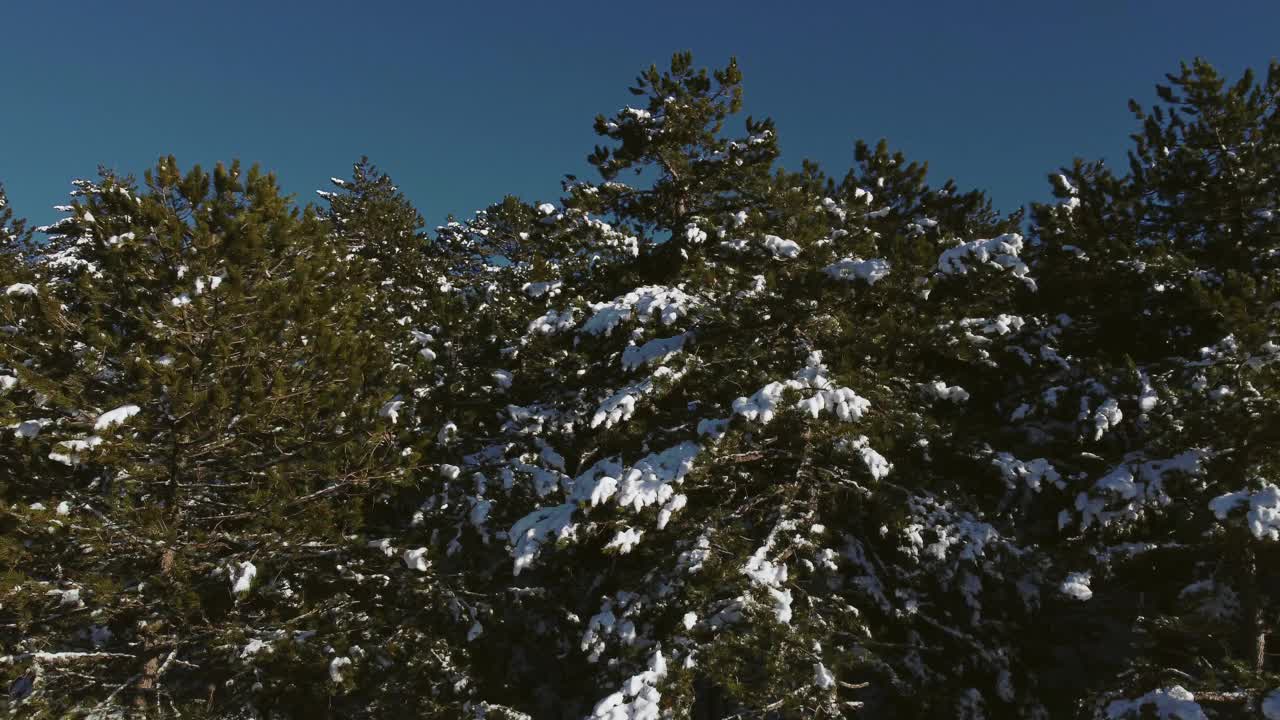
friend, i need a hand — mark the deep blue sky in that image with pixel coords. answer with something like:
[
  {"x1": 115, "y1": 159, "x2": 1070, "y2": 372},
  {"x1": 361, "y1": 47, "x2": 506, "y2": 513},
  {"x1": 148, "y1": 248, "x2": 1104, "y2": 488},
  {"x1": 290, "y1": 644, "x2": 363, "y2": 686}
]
[{"x1": 2, "y1": 1, "x2": 1277, "y2": 228}]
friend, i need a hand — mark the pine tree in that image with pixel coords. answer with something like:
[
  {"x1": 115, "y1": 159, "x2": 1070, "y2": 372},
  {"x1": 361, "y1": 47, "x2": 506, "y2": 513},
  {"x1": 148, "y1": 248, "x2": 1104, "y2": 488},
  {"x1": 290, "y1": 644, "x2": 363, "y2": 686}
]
[
  {"x1": 1012, "y1": 59, "x2": 1280, "y2": 717},
  {"x1": 0, "y1": 160, "x2": 463, "y2": 716},
  {"x1": 7, "y1": 51, "x2": 1280, "y2": 720},
  {"x1": 401, "y1": 53, "x2": 1054, "y2": 719}
]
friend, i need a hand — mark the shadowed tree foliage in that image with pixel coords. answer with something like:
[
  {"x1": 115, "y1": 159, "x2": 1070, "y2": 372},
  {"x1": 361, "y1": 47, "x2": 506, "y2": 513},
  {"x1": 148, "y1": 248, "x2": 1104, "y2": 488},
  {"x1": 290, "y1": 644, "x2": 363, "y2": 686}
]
[{"x1": 2, "y1": 54, "x2": 1279, "y2": 720}]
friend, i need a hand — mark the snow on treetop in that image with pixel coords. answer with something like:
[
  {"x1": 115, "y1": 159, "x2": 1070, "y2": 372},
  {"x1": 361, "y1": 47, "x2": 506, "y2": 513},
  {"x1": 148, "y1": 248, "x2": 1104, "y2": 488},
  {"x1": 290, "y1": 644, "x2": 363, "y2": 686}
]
[
  {"x1": 621, "y1": 106, "x2": 653, "y2": 122},
  {"x1": 5, "y1": 283, "x2": 37, "y2": 297}
]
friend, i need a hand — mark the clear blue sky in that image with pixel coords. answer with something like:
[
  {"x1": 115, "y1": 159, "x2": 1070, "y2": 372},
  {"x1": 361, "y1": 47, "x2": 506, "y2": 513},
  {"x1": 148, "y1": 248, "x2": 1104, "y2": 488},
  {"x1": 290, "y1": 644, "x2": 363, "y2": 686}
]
[{"x1": 2, "y1": 1, "x2": 1277, "y2": 228}]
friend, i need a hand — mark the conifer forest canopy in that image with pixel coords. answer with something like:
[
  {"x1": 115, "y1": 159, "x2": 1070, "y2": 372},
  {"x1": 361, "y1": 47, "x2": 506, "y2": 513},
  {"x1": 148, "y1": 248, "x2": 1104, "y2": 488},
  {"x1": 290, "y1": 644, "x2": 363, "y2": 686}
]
[{"x1": 5, "y1": 52, "x2": 1280, "y2": 719}]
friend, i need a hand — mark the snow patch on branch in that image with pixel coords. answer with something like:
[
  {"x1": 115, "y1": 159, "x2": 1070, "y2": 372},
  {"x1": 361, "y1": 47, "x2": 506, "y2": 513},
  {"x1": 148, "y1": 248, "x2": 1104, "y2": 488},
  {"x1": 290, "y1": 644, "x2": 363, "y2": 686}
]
[
  {"x1": 231, "y1": 561, "x2": 257, "y2": 595},
  {"x1": 49, "y1": 436, "x2": 102, "y2": 465},
  {"x1": 733, "y1": 352, "x2": 870, "y2": 425},
  {"x1": 824, "y1": 257, "x2": 890, "y2": 285},
  {"x1": 329, "y1": 656, "x2": 352, "y2": 683},
  {"x1": 589, "y1": 649, "x2": 668, "y2": 720},
  {"x1": 1060, "y1": 572, "x2": 1093, "y2": 601},
  {"x1": 742, "y1": 522, "x2": 795, "y2": 624},
  {"x1": 581, "y1": 286, "x2": 699, "y2": 337},
  {"x1": 1070, "y1": 451, "x2": 1206, "y2": 531},
  {"x1": 1210, "y1": 484, "x2": 1280, "y2": 540},
  {"x1": 621, "y1": 333, "x2": 690, "y2": 371},
  {"x1": 592, "y1": 381, "x2": 650, "y2": 430},
  {"x1": 959, "y1": 314, "x2": 1025, "y2": 336},
  {"x1": 522, "y1": 279, "x2": 562, "y2": 298},
  {"x1": 936, "y1": 233, "x2": 1035, "y2": 288},
  {"x1": 604, "y1": 528, "x2": 645, "y2": 555},
  {"x1": 762, "y1": 234, "x2": 801, "y2": 259},
  {"x1": 1088, "y1": 398, "x2": 1122, "y2": 441},
  {"x1": 921, "y1": 381, "x2": 970, "y2": 404},
  {"x1": 94, "y1": 404, "x2": 140, "y2": 431},
  {"x1": 611, "y1": 442, "x2": 699, "y2": 514},
  {"x1": 379, "y1": 398, "x2": 405, "y2": 424},
  {"x1": 527, "y1": 308, "x2": 576, "y2": 336},
  {"x1": 509, "y1": 504, "x2": 577, "y2": 576},
  {"x1": 992, "y1": 453, "x2": 1063, "y2": 492},
  {"x1": 814, "y1": 662, "x2": 836, "y2": 690},
  {"x1": 843, "y1": 435, "x2": 892, "y2": 480},
  {"x1": 1104, "y1": 686, "x2": 1206, "y2": 720}
]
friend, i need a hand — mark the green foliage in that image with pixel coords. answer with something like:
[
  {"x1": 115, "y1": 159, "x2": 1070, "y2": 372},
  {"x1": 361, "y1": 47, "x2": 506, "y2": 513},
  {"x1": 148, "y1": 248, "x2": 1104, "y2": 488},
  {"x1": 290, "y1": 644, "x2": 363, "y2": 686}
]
[{"x1": 3, "y1": 52, "x2": 1279, "y2": 720}]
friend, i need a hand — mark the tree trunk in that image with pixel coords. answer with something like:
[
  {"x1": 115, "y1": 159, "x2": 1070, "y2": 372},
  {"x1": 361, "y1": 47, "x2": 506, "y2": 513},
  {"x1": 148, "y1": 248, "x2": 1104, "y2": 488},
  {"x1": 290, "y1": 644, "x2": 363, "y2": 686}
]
[
  {"x1": 133, "y1": 654, "x2": 160, "y2": 710},
  {"x1": 1241, "y1": 546, "x2": 1268, "y2": 674}
]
